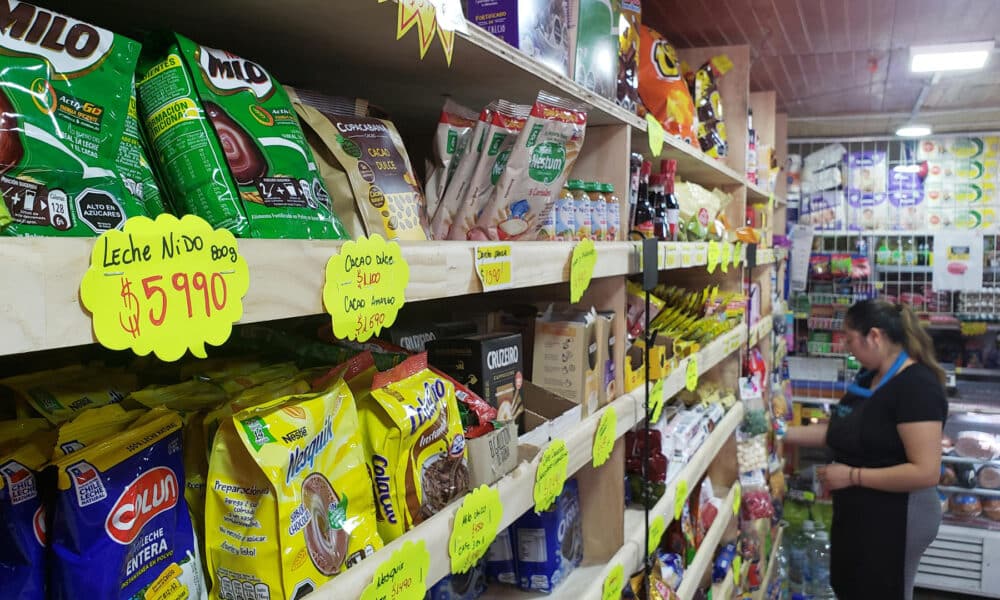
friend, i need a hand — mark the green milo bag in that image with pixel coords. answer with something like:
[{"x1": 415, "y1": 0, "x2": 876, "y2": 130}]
[
  {"x1": 116, "y1": 80, "x2": 167, "y2": 218},
  {"x1": 136, "y1": 33, "x2": 348, "y2": 239},
  {"x1": 0, "y1": 1, "x2": 147, "y2": 237}
]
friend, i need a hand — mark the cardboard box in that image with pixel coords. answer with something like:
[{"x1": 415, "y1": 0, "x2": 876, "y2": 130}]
[
  {"x1": 467, "y1": 0, "x2": 571, "y2": 77},
  {"x1": 427, "y1": 332, "x2": 524, "y2": 421},
  {"x1": 532, "y1": 310, "x2": 599, "y2": 416},
  {"x1": 466, "y1": 421, "x2": 519, "y2": 487},
  {"x1": 594, "y1": 311, "x2": 616, "y2": 407},
  {"x1": 385, "y1": 319, "x2": 479, "y2": 352},
  {"x1": 518, "y1": 381, "x2": 582, "y2": 453},
  {"x1": 569, "y1": 0, "x2": 619, "y2": 100}
]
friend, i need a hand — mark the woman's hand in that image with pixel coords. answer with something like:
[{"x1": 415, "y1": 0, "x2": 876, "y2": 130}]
[{"x1": 817, "y1": 463, "x2": 855, "y2": 491}]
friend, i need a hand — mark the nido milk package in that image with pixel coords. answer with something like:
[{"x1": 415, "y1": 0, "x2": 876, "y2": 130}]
[
  {"x1": 0, "y1": 419, "x2": 52, "y2": 599},
  {"x1": 0, "y1": 1, "x2": 157, "y2": 237},
  {"x1": 136, "y1": 33, "x2": 348, "y2": 239},
  {"x1": 48, "y1": 409, "x2": 208, "y2": 600},
  {"x1": 206, "y1": 380, "x2": 383, "y2": 600}
]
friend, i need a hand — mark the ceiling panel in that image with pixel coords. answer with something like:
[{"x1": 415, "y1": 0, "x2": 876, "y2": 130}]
[{"x1": 644, "y1": 0, "x2": 1000, "y2": 135}]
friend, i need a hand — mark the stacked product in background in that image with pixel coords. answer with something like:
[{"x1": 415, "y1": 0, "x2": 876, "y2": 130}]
[
  {"x1": 467, "y1": 0, "x2": 573, "y2": 77},
  {"x1": 616, "y1": 0, "x2": 643, "y2": 112},
  {"x1": 796, "y1": 144, "x2": 846, "y2": 231},
  {"x1": 428, "y1": 92, "x2": 589, "y2": 241},
  {"x1": 845, "y1": 150, "x2": 889, "y2": 231},
  {"x1": 570, "y1": 0, "x2": 619, "y2": 100},
  {"x1": 919, "y1": 136, "x2": 1000, "y2": 231},
  {"x1": 0, "y1": 3, "x2": 162, "y2": 237}
]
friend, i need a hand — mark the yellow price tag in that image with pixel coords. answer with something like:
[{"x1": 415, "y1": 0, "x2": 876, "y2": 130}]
[
  {"x1": 570, "y1": 239, "x2": 597, "y2": 303},
  {"x1": 681, "y1": 251, "x2": 692, "y2": 267},
  {"x1": 674, "y1": 479, "x2": 688, "y2": 520},
  {"x1": 360, "y1": 540, "x2": 430, "y2": 600},
  {"x1": 645, "y1": 114, "x2": 665, "y2": 157},
  {"x1": 648, "y1": 515, "x2": 666, "y2": 555},
  {"x1": 80, "y1": 214, "x2": 250, "y2": 362},
  {"x1": 733, "y1": 555, "x2": 743, "y2": 585},
  {"x1": 666, "y1": 251, "x2": 679, "y2": 268},
  {"x1": 593, "y1": 407, "x2": 617, "y2": 468},
  {"x1": 961, "y1": 321, "x2": 988, "y2": 336},
  {"x1": 734, "y1": 242, "x2": 742, "y2": 267},
  {"x1": 323, "y1": 234, "x2": 409, "y2": 342},
  {"x1": 475, "y1": 244, "x2": 513, "y2": 291},
  {"x1": 686, "y1": 355, "x2": 699, "y2": 392},
  {"x1": 707, "y1": 241, "x2": 720, "y2": 274},
  {"x1": 649, "y1": 379, "x2": 666, "y2": 423},
  {"x1": 534, "y1": 439, "x2": 569, "y2": 512},
  {"x1": 449, "y1": 485, "x2": 503, "y2": 574},
  {"x1": 733, "y1": 482, "x2": 742, "y2": 516},
  {"x1": 721, "y1": 243, "x2": 731, "y2": 273},
  {"x1": 603, "y1": 564, "x2": 625, "y2": 600}
]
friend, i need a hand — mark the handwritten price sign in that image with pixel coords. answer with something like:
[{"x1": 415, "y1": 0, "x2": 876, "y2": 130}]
[
  {"x1": 361, "y1": 540, "x2": 429, "y2": 600},
  {"x1": 80, "y1": 215, "x2": 249, "y2": 362},
  {"x1": 324, "y1": 235, "x2": 409, "y2": 342},
  {"x1": 449, "y1": 485, "x2": 502, "y2": 574},
  {"x1": 475, "y1": 244, "x2": 513, "y2": 291},
  {"x1": 534, "y1": 439, "x2": 569, "y2": 512}
]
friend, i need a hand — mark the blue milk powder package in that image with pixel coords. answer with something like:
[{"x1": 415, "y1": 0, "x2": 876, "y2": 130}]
[
  {"x1": 426, "y1": 557, "x2": 487, "y2": 600},
  {"x1": 48, "y1": 410, "x2": 207, "y2": 600},
  {"x1": 486, "y1": 527, "x2": 517, "y2": 584},
  {"x1": 513, "y1": 478, "x2": 583, "y2": 593}
]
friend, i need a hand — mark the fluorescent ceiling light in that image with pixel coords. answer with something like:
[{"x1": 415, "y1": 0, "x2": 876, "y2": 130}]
[
  {"x1": 896, "y1": 125, "x2": 932, "y2": 137},
  {"x1": 911, "y1": 41, "x2": 993, "y2": 72}
]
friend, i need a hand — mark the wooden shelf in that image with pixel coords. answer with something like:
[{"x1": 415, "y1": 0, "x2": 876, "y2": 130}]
[
  {"x1": 752, "y1": 525, "x2": 786, "y2": 600},
  {"x1": 750, "y1": 315, "x2": 774, "y2": 348},
  {"x1": 676, "y1": 485, "x2": 740, "y2": 600},
  {"x1": 711, "y1": 565, "x2": 737, "y2": 600},
  {"x1": 303, "y1": 326, "x2": 746, "y2": 599}
]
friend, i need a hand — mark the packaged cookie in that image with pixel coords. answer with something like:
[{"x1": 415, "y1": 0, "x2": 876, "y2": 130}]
[
  {"x1": 513, "y1": 478, "x2": 583, "y2": 593},
  {"x1": 288, "y1": 87, "x2": 429, "y2": 240},
  {"x1": 474, "y1": 92, "x2": 588, "y2": 241},
  {"x1": 432, "y1": 103, "x2": 496, "y2": 240},
  {"x1": 49, "y1": 409, "x2": 208, "y2": 599},
  {"x1": 0, "y1": 2, "x2": 149, "y2": 237},
  {"x1": 358, "y1": 353, "x2": 470, "y2": 542},
  {"x1": 426, "y1": 99, "x2": 480, "y2": 218},
  {"x1": 136, "y1": 33, "x2": 347, "y2": 239},
  {"x1": 449, "y1": 100, "x2": 530, "y2": 240},
  {"x1": 0, "y1": 420, "x2": 53, "y2": 600},
  {"x1": 206, "y1": 381, "x2": 383, "y2": 599}
]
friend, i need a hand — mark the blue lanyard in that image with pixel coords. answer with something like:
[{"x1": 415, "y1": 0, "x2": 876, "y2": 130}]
[{"x1": 846, "y1": 351, "x2": 909, "y2": 399}]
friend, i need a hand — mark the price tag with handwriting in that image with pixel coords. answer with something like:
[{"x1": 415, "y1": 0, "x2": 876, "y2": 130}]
[
  {"x1": 475, "y1": 244, "x2": 513, "y2": 291},
  {"x1": 449, "y1": 485, "x2": 502, "y2": 574},
  {"x1": 80, "y1": 214, "x2": 250, "y2": 362},
  {"x1": 646, "y1": 114, "x2": 665, "y2": 157},
  {"x1": 686, "y1": 355, "x2": 699, "y2": 391},
  {"x1": 603, "y1": 564, "x2": 625, "y2": 600},
  {"x1": 361, "y1": 540, "x2": 429, "y2": 600},
  {"x1": 720, "y1": 243, "x2": 731, "y2": 273},
  {"x1": 648, "y1": 515, "x2": 666, "y2": 555},
  {"x1": 324, "y1": 235, "x2": 409, "y2": 342},
  {"x1": 593, "y1": 407, "x2": 617, "y2": 468},
  {"x1": 534, "y1": 439, "x2": 569, "y2": 512},
  {"x1": 707, "y1": 241, "x2": 720, "y2": 273},
  {"x1": 734, "y1": 242, "x2": 743, "y2": 267},
  {"x1": 674, "y1": 479, "x2": 688, "y2": 520},
  {"x1": 570, "y1": 239, "x2": 597, "y2": 303}
]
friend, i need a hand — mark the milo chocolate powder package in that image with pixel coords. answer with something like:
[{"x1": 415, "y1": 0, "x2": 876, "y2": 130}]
[
  {"x1": 116, "y1": 80, "x2": 167, "y2": 218},
  {"x1": 0, "y1": 2, "x2": 148, "y2": 237},
  {"x1": 136, "y1": 33, "x2": 348, "y2": 239}
]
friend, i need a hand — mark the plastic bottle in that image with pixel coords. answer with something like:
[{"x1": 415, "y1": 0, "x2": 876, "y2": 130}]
[
  {"x1": 889, "y1": 237, "x2": 902, "y2": 266},
  {"x1": 788, "y1": 521, "x2": 815, "y2": 597},
  {"x1": 876, "y1": 237, "x2": 890, "y2": 265},
  {"x1": 903, "y1": 237, "x2": 917, "y2": 266},
  {"x1": 918, "y1": 239, "x2": 929, "y2": 266},
  {"x1": 602, "y1": 183, "x2": 620, "y2": 241},
  {"x1": 587, "y1": 181, "x2": 607, "y2": 241},
  {"x1": 569, "y1": 179, "x2": 591, "y2": 240},
  {"x1": 808, "y1": 531, "x2": 834, "y2": 600}
]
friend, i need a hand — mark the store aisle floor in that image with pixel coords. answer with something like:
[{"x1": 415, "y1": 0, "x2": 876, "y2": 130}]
[{"x1": 915, "y1": 589, "x2": 980, "y2": 599}]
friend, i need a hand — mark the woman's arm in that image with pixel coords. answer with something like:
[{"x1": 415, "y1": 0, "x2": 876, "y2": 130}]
[
  {"x1": 820, "y1": 421, "x2": 943, "y2": 492},
  {"x1": 785, "y1": 424, "x2": 828, "y2": 448}
]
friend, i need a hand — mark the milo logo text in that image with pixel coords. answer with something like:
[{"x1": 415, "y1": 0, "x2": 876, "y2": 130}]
[
  {"x1": 285, "y1": 416, "x2": 333, "y2": 486},
  {"x1": 105, "y1": 467, "x2": 178, "y2": 545},
  {"x1": 198, "y1": 45, "x2": 274, "y2": 99},
  {"x1": 487, "y1": 346, "x2": 519, "y2": 369},
  {"x1": 409, "y1": 378, "x2": 447, "y2": 434},
  {"x1": 370, "y1": 454, "x2": 397, "y2": 524},
  {"x1": 0, "y1": 1, "x2": 114, "y2": 75}
]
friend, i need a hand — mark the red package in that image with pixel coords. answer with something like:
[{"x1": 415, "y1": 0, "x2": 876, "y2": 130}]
[{"x1": 431, "y1": 367, "x2": 498, "y2": 439}]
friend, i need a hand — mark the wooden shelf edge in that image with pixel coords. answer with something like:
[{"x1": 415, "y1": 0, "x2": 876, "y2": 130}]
[
  {"x1": 752, "y1": 524, "x2": 786, "y2": 600},
  {"x1": 676, "y1": 485, "x2": 740, "y2": 600}
]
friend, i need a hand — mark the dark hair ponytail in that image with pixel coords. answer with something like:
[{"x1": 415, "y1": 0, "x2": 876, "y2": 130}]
[{"x1": 845, "y1": 300, "x2": 946, "y2": 384}]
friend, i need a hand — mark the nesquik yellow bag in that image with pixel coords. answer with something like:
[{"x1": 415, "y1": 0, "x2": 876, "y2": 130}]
[{"x1": 206, "y1": 380, "x2": 382, "y2": 600}]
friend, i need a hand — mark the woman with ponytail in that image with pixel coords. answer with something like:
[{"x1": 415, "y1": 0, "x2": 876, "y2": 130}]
[{"x1": 786, "y1": 300, "x2": 947, "y2": 600}]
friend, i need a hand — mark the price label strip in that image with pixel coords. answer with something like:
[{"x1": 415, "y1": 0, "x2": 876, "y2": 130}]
[
  {"x1": 686, "y1": 355, "x2": 699, "y2": 392},
  {"x1": 449, "y1": 485, "x2": 502, "y2": 574},
  {"x1": 720, "y1": 243, "x2": 731, "y2": 273},
  {"x1": 593, "y1": 407, "x2": 617, "y2": 468},
  {"x1": 707, "y1": 241, "x2": 720, "y2": 274},
  {"x1": 648, "y1": 514, "x2": 666, "y2": 556},
  {"x1": 361, "y1": 540, "x2": 430, "y2": 600},
  {"x1": 534, "y1": 439, "x2": 569, "y2": 512},
  {"x1": 674, "y1": 479, "x2": 688, "y2": 520},
  {"x1": 475, "y1": 244, "x2": 513, "y2": 292},
  {"x1": 570, "y1": 239, "x2": 598, "y2": 303},
  {"x1": 324, "y1": 235, "x2": 409, "y2": 342},
  {"x1": 80, "y1": 214, "x2": 250, "y2": 362},
  {"x1": 733, "y1": 481, "x2": 742, "y2": 516}
]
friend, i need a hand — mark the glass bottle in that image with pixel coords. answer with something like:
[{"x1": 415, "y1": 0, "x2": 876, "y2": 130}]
[
  {"x1": 662, "y1": 159, "x2": 680, "y2": 241},
  {"x1": 630, "y1": 162, "x2": 655, "y2": 239},
  {"x1": 554, "y1": 183, "x2": 575, "y2": 241},
  {"x1": 569, "y1": 179, "x2": 591, "y2": 241},
  {"x1": 602, "y1": 183, "x2": 620, "y2": 241},
  {"x1": 587, "y1": 181, "x2": 606, "y2": 241},
  {"x1": 649, "y1": 174, "x2": 666, "y2": 240}
]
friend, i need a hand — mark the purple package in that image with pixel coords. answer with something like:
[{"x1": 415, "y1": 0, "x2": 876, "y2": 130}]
[
  {"x1": 805, "y1": 190, "x2": 845, "y2": 231},
  {"x1": 889, "y1": 165, "x2": 924, "y2": 193},
  {"x1": 846, "y1": 151, "x2": 887, "y2": 194},
  {"x1": 847, "y1": 191, "x2": 889, "y2": 230},
  {"x1": 889, "y1": 191, "x2": 925, "y2": 231},
  {"x1": 467, "y1": 0, "x2": 571, "y2": 76}
]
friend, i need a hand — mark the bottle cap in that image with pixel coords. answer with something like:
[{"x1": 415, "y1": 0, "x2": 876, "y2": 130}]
[
  {"x1": 584, "y1": 181, "x2": 600, "y2": 192},
  {"x1": 600, "y1": 183, "x2": 614, "y2": 193},
  {"x1": 661, "y1": 159, "x2": 678, "y2": 175},
  {"x1": 567, "y1": 179, "x2": 585, "y2": 190},
  {"x1": 803, "y1": 520, "x2": 815, "y2": 530},
  {"x1": 815, "y1": 531, "x2": 829, "y2": 541}
]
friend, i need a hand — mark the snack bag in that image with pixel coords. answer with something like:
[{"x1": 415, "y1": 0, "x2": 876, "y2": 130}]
[
  {"x1": 432, "y1": 103, "x2": 495, "y2": 239},
  {"x1": 206, "y1": 382, "x2": 382, "y2": 599},
  {"x1": 0, "y1": 2, "x2": 147, "y2": 237},
  {"x1": 690, "y1": 56, "x2": 732, "y2": 158},
  {"x1": 0, "y1": 420, "x2": 52, "y2": 600},
  {"x1": 1, "y1": 366, "x2": 138, "y2": 425},
  {"x1": 48, "y1": 409, "x2": 207, "y2": 600},
  {"x1": 358, "y1": 353, "x2": 470, "y2": 542},
  {"x1": 616, "y1": 0, "x2": 642, "y2": 112},
  {"x1": 449, "y1": 101, "x2": 530, "y2": 240},
  {"x1": 136, "y1": 33, "x2": 347, "y2": 239},
  {"x1": 51, "y1": 403, "x2": 145, "y2": 459},
  {"x1": 474, "y1": 92, "x2": 588, "y2": 241},
  {"x1": 638, "y1": 26, "x2": 696, "y2": 143},
  {"x1": 116, "y1": 79, "x2": 168, "y2": 218},
  {"x1": 288, "y1": 87, "x2": 429, "y2": 240},
  {"x1": 426, "y1": 99, "x2": 480, "y2": 217}
]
